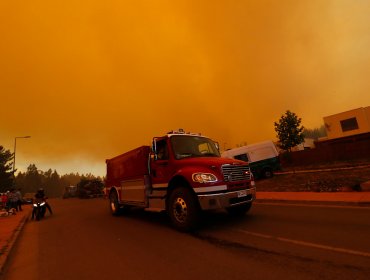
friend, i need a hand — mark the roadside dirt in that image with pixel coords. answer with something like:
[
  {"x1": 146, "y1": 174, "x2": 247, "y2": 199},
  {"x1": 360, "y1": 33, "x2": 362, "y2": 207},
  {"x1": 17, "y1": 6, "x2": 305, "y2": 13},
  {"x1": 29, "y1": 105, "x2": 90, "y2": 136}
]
[{"x1": 255, "y1": 160, "x2": 370, "y2": 192}]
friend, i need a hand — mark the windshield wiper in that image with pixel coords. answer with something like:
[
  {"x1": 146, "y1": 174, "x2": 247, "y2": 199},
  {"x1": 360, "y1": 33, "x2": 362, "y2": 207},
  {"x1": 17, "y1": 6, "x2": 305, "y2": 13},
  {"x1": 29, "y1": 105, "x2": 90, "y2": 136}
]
[{"x1": 177, "y1": 153, "x2": 196, "y2": 159}]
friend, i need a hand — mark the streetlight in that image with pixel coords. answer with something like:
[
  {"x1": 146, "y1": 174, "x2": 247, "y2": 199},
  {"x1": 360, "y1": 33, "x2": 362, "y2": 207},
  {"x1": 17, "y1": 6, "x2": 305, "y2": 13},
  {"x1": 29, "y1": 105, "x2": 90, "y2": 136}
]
[{"x1": 13, "y1": 136, "x2": 31, "y2": 176}]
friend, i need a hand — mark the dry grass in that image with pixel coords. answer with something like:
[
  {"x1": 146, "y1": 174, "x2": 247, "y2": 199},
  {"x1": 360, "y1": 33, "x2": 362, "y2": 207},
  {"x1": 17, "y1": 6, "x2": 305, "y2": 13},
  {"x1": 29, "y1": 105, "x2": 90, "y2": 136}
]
[{"x1": 255, "y1": 160, "x2": 370, "y2": 192}]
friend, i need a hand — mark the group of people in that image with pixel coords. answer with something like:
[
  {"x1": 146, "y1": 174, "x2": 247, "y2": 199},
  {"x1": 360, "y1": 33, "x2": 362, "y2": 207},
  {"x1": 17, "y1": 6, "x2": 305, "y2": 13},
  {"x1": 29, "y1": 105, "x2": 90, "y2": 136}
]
[
  {"x1": 1, "y1": 188, "x2": 53, "y2": 216},
  {"x1": 0, "y1": 188, "x2": 23, "y2": 211}
]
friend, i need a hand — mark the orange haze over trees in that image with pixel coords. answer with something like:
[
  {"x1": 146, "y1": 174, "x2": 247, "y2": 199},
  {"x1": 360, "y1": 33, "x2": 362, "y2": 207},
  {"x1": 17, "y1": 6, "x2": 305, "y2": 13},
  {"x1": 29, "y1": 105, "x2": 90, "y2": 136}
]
[{"x1": 1, "y1": 0, "x2": 370, "y2": 176}]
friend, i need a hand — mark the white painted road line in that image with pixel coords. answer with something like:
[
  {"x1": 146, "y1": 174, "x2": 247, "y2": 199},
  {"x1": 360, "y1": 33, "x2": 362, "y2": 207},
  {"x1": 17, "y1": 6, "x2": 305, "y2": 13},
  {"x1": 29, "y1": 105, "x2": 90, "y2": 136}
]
[
  {"x1": 235, "y1": 229, "x2": 370, "y2": 258},
  {"x1": 255, "y1": 201, "x2": 370, "y2": 209}
]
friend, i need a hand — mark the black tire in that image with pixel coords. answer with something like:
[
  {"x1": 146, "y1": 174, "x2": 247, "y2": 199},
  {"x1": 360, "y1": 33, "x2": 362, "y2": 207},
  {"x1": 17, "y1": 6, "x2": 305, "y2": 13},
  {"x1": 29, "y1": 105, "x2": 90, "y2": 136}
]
[
  {"x1": 168, "y1": 187, "x2": 200, "y2": 232},
  {"x1": 40, "y1": 207, "x2": 46, "y2": 218},
  {"x1": 35, "y1": 208, "x2": 41, "y2": 221},
  {"x1": 109, "y1": 191, "x2": 122, "y2": 216},
  {"x1": 226, "y1": 202, "x2": 252, "y2": 216},
  {"x1": 262, "y1": 168, "x2": 273, "y2": 178}
]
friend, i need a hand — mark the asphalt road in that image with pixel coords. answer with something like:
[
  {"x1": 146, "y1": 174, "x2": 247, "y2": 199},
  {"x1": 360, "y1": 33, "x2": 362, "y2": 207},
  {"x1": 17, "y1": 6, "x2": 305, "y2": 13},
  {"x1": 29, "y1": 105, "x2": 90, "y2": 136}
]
[{"x1": 2, "y1": 198, "x2": 370, "y2": 280}]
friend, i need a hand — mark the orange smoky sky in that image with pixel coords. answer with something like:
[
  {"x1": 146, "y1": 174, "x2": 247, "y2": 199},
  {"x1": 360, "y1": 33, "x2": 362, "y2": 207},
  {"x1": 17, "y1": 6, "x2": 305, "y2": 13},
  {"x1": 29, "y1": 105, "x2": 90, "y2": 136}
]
[{"x1": 1, "y1": 0, "x2": 370, "y2": 176}]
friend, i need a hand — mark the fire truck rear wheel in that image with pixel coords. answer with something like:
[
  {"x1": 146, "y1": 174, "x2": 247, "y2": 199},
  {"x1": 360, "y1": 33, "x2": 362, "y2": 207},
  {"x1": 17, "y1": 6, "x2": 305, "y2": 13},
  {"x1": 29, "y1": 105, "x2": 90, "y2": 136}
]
[
  {"x1": 168, "y1": 187, "x2": 200, "y2": 232},
  {"x1": 109, "y1": 191, "x2": 121, "y2": 216}
]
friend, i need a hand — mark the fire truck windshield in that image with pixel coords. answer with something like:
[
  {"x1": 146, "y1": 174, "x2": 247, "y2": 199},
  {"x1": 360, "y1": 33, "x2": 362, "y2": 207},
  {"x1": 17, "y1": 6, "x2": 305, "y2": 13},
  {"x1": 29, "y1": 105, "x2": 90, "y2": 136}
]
[{"x1": 170, "y1": 135, "x2": 221, "y2": 159}]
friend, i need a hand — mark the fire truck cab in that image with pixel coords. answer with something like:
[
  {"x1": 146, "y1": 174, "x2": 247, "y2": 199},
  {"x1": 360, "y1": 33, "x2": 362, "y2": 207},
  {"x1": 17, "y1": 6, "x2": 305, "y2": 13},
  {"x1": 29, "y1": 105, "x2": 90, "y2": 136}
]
[{"x1": 105, "y1": 130, "x2": 256, "y2": 231}]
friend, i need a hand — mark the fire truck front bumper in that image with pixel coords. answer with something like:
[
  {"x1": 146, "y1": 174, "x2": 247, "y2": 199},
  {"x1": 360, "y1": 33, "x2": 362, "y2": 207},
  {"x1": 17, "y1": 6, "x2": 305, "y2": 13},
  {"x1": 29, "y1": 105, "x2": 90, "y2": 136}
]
[{"x1": 196, "y1": 187, "x2": 256, "y2": 210}]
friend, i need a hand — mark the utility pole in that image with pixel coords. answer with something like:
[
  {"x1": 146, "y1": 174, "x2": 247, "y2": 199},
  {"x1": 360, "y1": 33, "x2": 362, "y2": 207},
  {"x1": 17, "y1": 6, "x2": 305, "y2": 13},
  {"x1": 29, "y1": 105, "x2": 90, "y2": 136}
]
[{"x1": 13, "y1": 136, "x2": 31, "y2": 176}]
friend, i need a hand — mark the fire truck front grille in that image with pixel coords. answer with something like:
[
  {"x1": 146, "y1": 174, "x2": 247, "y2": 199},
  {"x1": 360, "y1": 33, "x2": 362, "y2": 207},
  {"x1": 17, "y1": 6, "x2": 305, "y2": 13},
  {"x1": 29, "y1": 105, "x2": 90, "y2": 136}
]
[{"x1": 222, "y1": 164, "x2": 252, "y2": 182}]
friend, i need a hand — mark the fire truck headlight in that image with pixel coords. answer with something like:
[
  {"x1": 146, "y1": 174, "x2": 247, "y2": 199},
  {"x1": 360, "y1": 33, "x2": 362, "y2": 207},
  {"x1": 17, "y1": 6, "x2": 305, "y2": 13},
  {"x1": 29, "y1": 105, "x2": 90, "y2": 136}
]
[{"x1": 192, "y1": 173, "x2": 218, "y2": 183}]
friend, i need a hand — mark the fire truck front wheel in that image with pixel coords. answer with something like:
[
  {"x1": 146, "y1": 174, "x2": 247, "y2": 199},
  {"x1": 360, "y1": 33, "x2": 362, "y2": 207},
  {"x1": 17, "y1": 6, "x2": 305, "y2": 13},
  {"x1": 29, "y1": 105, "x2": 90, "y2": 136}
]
[{"x1": 168, "y1": 187, "x2": 200, "y2": 232}]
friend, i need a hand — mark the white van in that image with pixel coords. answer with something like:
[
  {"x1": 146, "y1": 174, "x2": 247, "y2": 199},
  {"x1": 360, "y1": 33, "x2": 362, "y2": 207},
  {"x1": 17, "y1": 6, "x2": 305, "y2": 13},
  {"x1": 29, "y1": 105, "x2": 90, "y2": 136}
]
[{"x1": 221, "y1": 140, "x2": 281, "y2": 179}]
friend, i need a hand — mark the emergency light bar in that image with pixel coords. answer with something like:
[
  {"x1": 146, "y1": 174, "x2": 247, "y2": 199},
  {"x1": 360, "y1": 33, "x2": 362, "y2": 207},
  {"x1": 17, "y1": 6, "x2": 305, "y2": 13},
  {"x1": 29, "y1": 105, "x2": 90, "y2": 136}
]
[{"x1": 167, "y1": 129, "x2": 202, "y2": 136}]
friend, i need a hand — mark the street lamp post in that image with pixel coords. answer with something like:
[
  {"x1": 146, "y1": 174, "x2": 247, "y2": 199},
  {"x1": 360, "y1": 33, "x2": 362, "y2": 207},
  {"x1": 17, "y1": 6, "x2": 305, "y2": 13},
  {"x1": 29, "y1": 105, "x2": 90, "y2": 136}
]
[{"x1": 13, "y1": 136, "x2": 31, "y2": 176}]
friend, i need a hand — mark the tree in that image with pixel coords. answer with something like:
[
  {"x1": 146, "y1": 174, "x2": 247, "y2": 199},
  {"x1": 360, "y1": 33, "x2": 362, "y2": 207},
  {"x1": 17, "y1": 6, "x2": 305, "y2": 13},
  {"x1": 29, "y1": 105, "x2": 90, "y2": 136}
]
[
  {"x1": 61, "y1": 173, "x2": 82, "y2": 187},
  {"x1": 0, "y1": 146, "x2": 14, "y2": 192},
  {"x1": 77, "y1": 178, "x2": 104, "y2": 198},
  {"x1": 43, "y1": 170, "x2": 63, "y2": 198},
  {"x1": 274, "y1": 110, "x2": 304, "y2": 153},
  {"x1": 21, "y1": 164, "x2": 43, "y2": 193},
  {"x1": 303, "y1": 125, "x2": 327, "y2": 140},
  {"x1": 16, "y1": 168, "x2": 102, "y2": 198}
]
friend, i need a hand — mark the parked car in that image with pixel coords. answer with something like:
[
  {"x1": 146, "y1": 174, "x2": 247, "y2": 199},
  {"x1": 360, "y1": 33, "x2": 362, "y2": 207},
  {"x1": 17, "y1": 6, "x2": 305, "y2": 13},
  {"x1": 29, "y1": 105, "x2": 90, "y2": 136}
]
[{"x1": 222, "y1": 140, "x2": 281, "y2": 179}]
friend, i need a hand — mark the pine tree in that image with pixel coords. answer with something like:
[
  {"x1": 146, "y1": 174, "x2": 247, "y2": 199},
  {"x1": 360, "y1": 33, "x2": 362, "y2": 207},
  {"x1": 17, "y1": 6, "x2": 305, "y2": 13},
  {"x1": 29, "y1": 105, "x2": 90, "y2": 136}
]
[
  {"x1": 274, "y1": 110, "x2": 305, "y2": 153},
  {"x1": 0, "y1": 146, "x2": 14, "y2": 192}
]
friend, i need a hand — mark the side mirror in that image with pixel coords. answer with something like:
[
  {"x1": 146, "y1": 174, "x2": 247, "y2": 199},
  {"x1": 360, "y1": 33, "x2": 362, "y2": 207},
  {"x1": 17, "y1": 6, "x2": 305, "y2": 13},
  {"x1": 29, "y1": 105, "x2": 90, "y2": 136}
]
[
  {"x1": 152, "y1": 139, "x2": 157, "y2": 153},
  {"x1": 151, "y1": 139, "x2": 158, "y2": 160},
  {"x1": 214, "y1": 141, "x2": 220, "y2": 151}
]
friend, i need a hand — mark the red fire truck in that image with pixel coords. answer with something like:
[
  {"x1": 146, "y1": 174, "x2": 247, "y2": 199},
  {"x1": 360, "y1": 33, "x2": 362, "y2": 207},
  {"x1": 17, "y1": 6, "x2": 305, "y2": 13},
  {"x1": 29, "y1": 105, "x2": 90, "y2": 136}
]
[{"x1": 105, "y1": 130, "x2": 256, "y2": 231}]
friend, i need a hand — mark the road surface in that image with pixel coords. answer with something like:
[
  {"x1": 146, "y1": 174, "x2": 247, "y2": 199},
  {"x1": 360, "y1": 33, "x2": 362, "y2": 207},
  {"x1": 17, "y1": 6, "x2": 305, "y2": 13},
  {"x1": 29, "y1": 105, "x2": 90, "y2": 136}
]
[{"x1": 2, "y1": 198, "x2": 370, "y2": 280}]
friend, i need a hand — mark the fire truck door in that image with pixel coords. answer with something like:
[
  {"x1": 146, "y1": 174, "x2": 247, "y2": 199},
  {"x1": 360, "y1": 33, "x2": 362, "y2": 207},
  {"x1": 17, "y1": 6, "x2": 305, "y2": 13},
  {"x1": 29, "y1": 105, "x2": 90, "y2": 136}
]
[{"x1": 150, "y1": 139, "x2": 172, "y2": 188}]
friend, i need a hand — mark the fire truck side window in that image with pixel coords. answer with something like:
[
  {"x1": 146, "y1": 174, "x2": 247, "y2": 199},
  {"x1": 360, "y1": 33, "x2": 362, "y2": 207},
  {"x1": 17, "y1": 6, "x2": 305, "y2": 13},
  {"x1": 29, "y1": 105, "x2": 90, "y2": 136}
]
[{"x1": 156, "y1": 140, "x2": 168, "y2": 160}]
